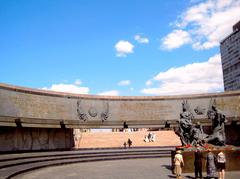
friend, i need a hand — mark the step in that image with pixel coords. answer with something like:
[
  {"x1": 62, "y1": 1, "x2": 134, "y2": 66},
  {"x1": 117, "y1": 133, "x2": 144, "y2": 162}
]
[
  {"x1": 0, "y1": 146, "x2": 174, "y2": 161},
  {"x1": 0, "y1": 150, "x2": 170, "y2": 169},
  {"x1": 0, "y1": 153, "x2": 171, "y2": 179}
]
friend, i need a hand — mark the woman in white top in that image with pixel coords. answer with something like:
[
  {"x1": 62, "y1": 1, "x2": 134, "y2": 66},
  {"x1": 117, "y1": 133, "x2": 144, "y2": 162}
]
[
  {"x1": 174, "y1": 150, "x2": 184, "y2": 179},
  {"x1": 217, "y1": 151, "x2": 226, "y2": 179}
]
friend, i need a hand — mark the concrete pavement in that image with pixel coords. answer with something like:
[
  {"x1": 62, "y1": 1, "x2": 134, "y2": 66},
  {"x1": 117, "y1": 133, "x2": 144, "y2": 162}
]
[{"x1": 14, "y1": 158, "x2": 240, "y2": 179}]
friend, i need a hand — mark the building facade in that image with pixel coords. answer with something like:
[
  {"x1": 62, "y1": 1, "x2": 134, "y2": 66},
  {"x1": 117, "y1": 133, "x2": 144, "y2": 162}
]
[{"x1": 220, "y1": 21, "x2": 240, "y2": 91}]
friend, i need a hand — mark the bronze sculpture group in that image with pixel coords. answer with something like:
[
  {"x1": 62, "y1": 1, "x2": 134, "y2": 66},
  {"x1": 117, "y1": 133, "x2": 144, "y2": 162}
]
[
  {"x1": 176, "y1": 100, "x2": 226, "y2": 146},
  {"x1": 174, "y1": 100, "x2": 229, "y2": 179}
]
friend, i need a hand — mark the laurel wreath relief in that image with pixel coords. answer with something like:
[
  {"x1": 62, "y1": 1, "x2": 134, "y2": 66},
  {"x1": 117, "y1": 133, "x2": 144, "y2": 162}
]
[
  {"x1": 77, "y1": 100, "x2": 109, "y2": 122},
  {"x1": 77, "y1": 100, "x2": 88, "y2": 122}
]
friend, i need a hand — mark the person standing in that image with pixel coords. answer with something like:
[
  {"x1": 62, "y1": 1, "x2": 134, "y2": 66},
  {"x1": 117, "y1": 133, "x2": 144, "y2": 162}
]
[
  {"x1": 206, "y1": 149, "x2": 217, "y2": 179},
  {"x1": 123, "y1": 141, "x2": 127, "y2": 149},
  {"x1": 194, "y1": 145, "x2": 203, "y2": 178},
  {"x1": 217, "y1": 151, "x2": 226, "y2": 179},
  {"x1": 127, "y1": 138, "x2": 132, "y2": 148},
  {"x1": 174, "y1": 150, "x2": 184, "y2": 179}
]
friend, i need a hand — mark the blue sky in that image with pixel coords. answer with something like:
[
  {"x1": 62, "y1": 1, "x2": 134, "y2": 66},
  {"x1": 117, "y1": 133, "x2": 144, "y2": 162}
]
[{"x1": 1, "y1": 0, "x2": 240, "y2": 96}]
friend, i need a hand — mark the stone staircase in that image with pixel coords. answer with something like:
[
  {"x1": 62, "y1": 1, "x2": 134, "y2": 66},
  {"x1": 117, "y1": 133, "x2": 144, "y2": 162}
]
[
  {"x1": 0, "y1": 147, "x2": 174, "y2": 179},
  {"x1": 76, "y1": 130, "x2": 181, "y2": 148}
]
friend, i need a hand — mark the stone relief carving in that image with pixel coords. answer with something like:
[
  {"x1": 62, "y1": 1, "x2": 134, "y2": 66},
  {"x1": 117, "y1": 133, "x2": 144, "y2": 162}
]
[
  {"x1": 100, "y1": 102, "x2": 109, "y2": 122},
  {"x1": 77, "y1": 100, "x2": 88, "y2": 121},
  {"x1": 194, "y1": 106, "x2": 206, "y2": 115},
  {"x1": 88, "y1": 107, "x2": 98, "y2": 117},
  {"x1": 77, "y1": 100, "x2": 110, "y2": 122},
  {"x1": 0, "y1": 128, "x2": 73, "y2": 151}
]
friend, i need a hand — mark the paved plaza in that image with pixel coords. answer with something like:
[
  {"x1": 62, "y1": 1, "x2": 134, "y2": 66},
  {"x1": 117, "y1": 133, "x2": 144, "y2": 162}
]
[{"x1": 14, "y1": 158, "x2": 240, "y2": 179}]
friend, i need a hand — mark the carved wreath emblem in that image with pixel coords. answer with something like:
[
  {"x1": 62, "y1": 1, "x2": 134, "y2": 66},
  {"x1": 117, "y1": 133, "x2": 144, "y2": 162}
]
[
  {"x1": 88, "y1": 107, "x2": 98, "y2": 117},
  {"x1": 77, "y1": 100, "x2": 109, "y2": 122},
  {"x1": 100, "y1": 102, "x2": 109, "y2": 122},
  {"x1": 77, "y1": 100, "x2": 88, "y2": 121}
]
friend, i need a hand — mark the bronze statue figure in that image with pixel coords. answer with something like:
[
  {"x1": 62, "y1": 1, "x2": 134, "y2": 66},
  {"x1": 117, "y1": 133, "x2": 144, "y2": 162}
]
[{"x1": 205, "y1": 104, "x2": 226, "y2": 146}]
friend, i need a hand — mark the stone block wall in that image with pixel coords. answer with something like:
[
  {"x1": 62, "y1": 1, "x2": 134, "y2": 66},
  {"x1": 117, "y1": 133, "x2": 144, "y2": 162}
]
[
  {"x1": 1, "y1": 83, "x2": 240, "y2": 128},
  {"x1": 0, "y1": 127, "x2": 74, "y2": 152}
]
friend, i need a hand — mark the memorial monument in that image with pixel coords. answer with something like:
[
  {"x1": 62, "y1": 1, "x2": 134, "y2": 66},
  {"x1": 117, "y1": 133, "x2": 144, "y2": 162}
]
[
  {"x1": 176, "y1": 99, "x2": 226, "y2": 147},
  {"x1": 173, "y1": 98, "x2": 240, "y2": 173},
  {"x1": 0, "y1": 82, "x2": 240, "y2": 154}
]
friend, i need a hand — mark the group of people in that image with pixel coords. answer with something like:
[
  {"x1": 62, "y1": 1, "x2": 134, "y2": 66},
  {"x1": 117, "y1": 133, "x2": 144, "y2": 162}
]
[
  {"x1": 174, "y1": 146, "x2": 226, "y2": 179},
  {"x1": 123, "y1": 138, "x2": 132, "y2": 148},
  {"x1": 144, "y1": 132, "x2": 156, "y2": 142}
]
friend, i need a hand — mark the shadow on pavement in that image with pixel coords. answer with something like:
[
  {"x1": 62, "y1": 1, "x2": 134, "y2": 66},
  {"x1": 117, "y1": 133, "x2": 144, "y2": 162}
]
[{"x1": 161, "y1": 165, "x2": 172, "y2": 171}]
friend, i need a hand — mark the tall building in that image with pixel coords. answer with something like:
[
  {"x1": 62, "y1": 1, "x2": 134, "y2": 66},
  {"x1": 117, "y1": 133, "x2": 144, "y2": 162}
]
[{"x1": 220, "y1": 21, "x2": 240, "y2": 91}]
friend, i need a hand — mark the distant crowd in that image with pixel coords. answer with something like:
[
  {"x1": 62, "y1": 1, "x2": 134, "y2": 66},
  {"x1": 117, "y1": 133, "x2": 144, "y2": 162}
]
[
  {"x1": 122, "y1": 132, "x2": 157, "y2": 149},
  {"x1": 144, "y1": 132, "x2": 156, "y2": 142}
]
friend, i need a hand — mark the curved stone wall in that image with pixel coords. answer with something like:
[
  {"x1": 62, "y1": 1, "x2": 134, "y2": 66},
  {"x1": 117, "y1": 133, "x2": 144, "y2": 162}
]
[
  {"x1": 1, "y1": 83, "x2": 240, "y2": 151},
  {"x1": 0, "y1": 83, "x2": 240, "y2": 129}
]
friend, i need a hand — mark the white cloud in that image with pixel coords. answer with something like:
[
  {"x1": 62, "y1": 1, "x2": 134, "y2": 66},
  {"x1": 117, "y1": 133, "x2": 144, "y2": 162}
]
[
  {"x1": 115, "y1": 40, "x2": 134, "y2": 57},
  {"x1": 97, "y1": 90, "x2": 120, "y2": 96},
  {"x1": 161, "y1": 30, "x2": 191, "y2": 50},
  {"x1": 162, "y1": 0, "x2": 240, "y2": 50},
  {"x1": 134, "y1": 35, "x2": 149, "y2": 44},
  {"x1": 74, "y1": 79, "x2": 82, "y2": 85},
  {"x1": 118, "y1": 80, "x2": 131, "y2": 86},
  {"x1": 141, "y1": 54, "x2": 224, "y2": 95},
  {"x1": 146, "y1": 80, "x2": 153, "y2": 86},
  {"x1": 42, "y1": 83, "x2": 89, "y2": 94}
]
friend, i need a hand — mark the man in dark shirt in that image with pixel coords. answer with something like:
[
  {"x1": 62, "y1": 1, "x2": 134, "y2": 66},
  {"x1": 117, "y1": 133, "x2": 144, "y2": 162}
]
[{"x1": 194, "y1": 145, "x2": 203, "y2": 178}]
